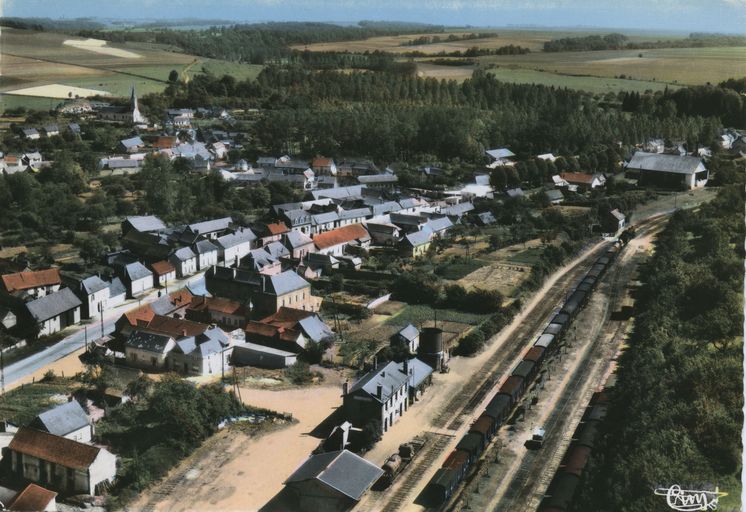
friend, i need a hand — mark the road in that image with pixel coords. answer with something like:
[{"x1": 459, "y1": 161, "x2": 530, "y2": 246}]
[{"x1": 3, "y1": 272, "x2": 206, "y2": 387}]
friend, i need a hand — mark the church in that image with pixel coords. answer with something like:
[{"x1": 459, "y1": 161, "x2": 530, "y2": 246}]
[{"x1": 98, "y1": 85, "x2": 148, "y2": 125}]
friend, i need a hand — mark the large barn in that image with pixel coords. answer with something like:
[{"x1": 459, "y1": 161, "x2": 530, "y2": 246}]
[{"x1": 626, "y1": 152, "x2": 708, "y2": 189}]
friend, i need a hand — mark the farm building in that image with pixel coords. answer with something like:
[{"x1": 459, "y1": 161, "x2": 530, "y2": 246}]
[
  {"x1": 2, "y1": 269, "x2": 61, "y2": 299},
  {"x1": 231, "y1": 341, "x2": 297, "y2": 369},
  {"x1": 119, "y1": 262, "x2": 153, "y2": 297},
  {"x1": 626, "y1": 152, "x2": 708, "y2": 189},
  {"x1": 284, "y1": 450, "x2": 383, "y2": 512},
  {"x1": 400, "y1": 227, "x2": 432, "y2": 258},
  {"x1": 185, "y1": 296, "x2": 251, "y2": 330},
  {"x1": 24, "y1": 288, "x2": 82, "y2": 337},
  {"x1": 7, "y1": 427, "x2": 117, "y2": 496},
  {"x1": 30, "y1": 400, "x2": 92, "y2": 443},
  {"x1": 121, "y1": 216, "x2": 166, "y2": 236},
  {"x1": 313, "y1": 224, "x2": 370, "y2": 257}
]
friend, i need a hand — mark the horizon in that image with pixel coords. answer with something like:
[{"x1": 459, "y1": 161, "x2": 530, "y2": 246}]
[{"x1": 4, "y1": 0, "x2": 746, "y2": 34}]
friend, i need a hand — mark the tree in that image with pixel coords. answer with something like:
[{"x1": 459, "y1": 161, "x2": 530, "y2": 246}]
[
  {"x1": 76, "y1": 234, "x2": 106, "y2": 264},
  {"x1": 168, "y1": 69, "x2": 180, "y2": 83},
  {"x1": 140, "y1": 154, "x2": 176, "y2": 218}
]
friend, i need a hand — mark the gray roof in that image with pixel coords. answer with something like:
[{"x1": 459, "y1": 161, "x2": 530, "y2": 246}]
[
  {"x1": 188, "y1": 217, "x2": 232, "y2": 235},
  {"x1": 171, "y1": 247, "x2": 197, "y2": 262},
  {"x1": 627, "y1": 151, "x2": 703, "y2": 175},
  {"x1": 338, "y1": 208, "x2": 371, "y2": 221},
  {"x1": 26, "y1": 288, "x2": 82, "y2": 322},
  {"x1": 216, "y1": 228, "x2": 257, "y2": 249},
  {"x1": 312, "y1": 186, "x2": 364, "y2": 200},
  {"x1": 425, "y1": 217, "x2": 453, "y2": 233},
  {"x1": 124, "y1": 261, "x2": 153, "y2": 281},
  {"x1": 108, "y1": 159, "x2": 141, "y2": 169},
  {"x1": 477, "y1": 212, "x2": 496, "y2": 224},
  {"x1": 442, "y1": 202, "x2": 475, "y2": 216},
  {"x1": 175, "y1": 337, "x2": 197, "y2": 355},
  {"x1": 233, "y1": 341, "x2": 296, "y2": 357},
  {"x1": 283, "y1": 209, "x2": 312, "y2": 226},
  {"x1": 357, "y1": 174, "x2": 398, "y2": 184},
  {"x1": 125, "y1": 215, "x2": 166, "y2": 233},
  {"x1": 397, "y1": 198, "x2": 418, "y2": 210},
  {"x1": 265, "y1": 241, "x2": 290, "y2": 259},
  {"x1": 397, "y1": 324, "x2": 419, "y2": 342},
  {"x1": 34, "y1": 401, "x2": 89, "y2": 437},
  {"x1": 486, "y1": 148, "x2": 515, "y2": 159},
  {"x1": 285, "y1": 230, "x2": 313, "y2": 249},
  {"x1": 109, "y1": 277, "x2": 126, "y2": 298},
  {"x1": 610, "y1": 209, "x2": 626, "y2": 221},
  {"x1": 193, "y1": 239, "x2": 218, "y2": 254},
  {"x1": 22, "y1": 128, "x2": 39, "y2": 136},
  {"x1": 404, "y1": 227, "x2": 433, "y2": 247},
  {"x1": 81, "y1": 275, "x2": 109, "y2": 295},
  {"x1": 298, "y1": 315, "x2": 334, "y2": 342},
  {"x1": 120, "y1": 136, "x2": 144, "y2": 148},
  {"x1": 312, "y1": 211, "x2": 339, "y2": 225},
  {"x1": 285, "y1": 450, "x2": 383, "y2": 501},
  {"x1": 267, "y1": 271, "x2": 310, "y2": 296},
  {"x1": 126, "y1": 330, "x2": 173, "y2": 353},
  {"x1": 243, "y1": 249, "x2": 278, "y2": 271},
  {"x1": 348, "y1": 360, "x2": 409, "y2": 403},
  {"x1": 257, "y1": 156, "x2": 277, "y2": 166},
  {"x1": 545, "y1": 189, "x2": 564, "y2": 201},
  {"x1": 505, "y1": 187, "x2": 524, "y2": 198},
  {"x1": 371, "y1": 201, "x2": 401, "y2": 216},
  {"x1": 403, "y1": 358, "x2": 433, "y2": 388}
]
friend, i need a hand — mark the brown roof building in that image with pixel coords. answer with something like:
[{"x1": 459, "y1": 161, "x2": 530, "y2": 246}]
[
  {"x1": 312, "y1": 224, "x2": 369, "y2": 253},
  {"x1": 2, "y1": 269, "x2": 61, "y2": 295},
  {"x1": 8, "y1": 483, "x2": 57, "y2": 512}
]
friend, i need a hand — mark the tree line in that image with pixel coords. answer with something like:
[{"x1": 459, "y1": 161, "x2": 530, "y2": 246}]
[{"x1": 544, "y1": 32, "x2": 746, "y2": 52}]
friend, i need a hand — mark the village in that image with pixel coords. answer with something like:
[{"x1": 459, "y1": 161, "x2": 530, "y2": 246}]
[{"x1": 0, "y1": 76, "x2": 740, "y2": 512}]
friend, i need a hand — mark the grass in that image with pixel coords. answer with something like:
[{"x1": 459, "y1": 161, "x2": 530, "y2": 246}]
[
  {"x1": 507, "y1": 246, "x2": 546, "y2": 266},
  {"x1": 385, "y1": 304, "x2": 489, "y2": 327},
  {"x1": 435, "y1": 260, "x2": 485, "y2": 280},
  {"x1": 0, "y1": 377, "x2": 79, "y2": 425}
]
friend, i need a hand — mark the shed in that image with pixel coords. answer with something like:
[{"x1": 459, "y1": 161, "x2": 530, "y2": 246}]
[{"x1": 231, "y1": 342, "x2": 297, "y2": 369}]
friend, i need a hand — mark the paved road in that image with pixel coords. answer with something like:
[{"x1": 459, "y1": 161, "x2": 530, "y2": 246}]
[{"x1": 3, "y1": 272, "x2": 206, "y2": 387}]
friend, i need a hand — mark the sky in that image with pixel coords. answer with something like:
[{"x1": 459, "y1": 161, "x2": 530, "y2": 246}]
[{"x1": 4, "y1": 0, "x2": 746, "y2": 34}]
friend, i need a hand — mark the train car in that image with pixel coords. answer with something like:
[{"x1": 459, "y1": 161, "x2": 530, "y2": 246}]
[
  {"x1": 584, "y1": 403, "x2": 608, "y2": 422},
  {"x1": 576, "y1": 281, "x2": 593, "y2": 293},
  {"x1": 560, "y1": 444, "x2": 591, "y2": 477},
  {"x1": 512, "y1": 359, "x2": 537, "y2": 382},
  {"x1": 442, "y1": 449, "x2": 471, "y2": 479},
  {"x1": 582, "y1": 275, "x2": 597, "y2": 287},
  {"x1": 469, "y1": 414, "x2": 497, "y2": 444},
  {"x1": 498, "y1": 375, "x2": 525, "y2": 405},
  {"x1": 543, "y1": 323, "x2": 562, "y2": 336},
  {"x1": 426, "y1": 467, "x2": 460, "y2": 505},
  {"x1": 591, "y1": 262, "x2": 606, "y2": 275},
  {"x1": 573, "y1": 420, "x2": 600, "y2": 449},
  {"x1": 551, "y1": 312, "x2": 570, "y2": 327},
  {"x1": 523, "y1": 346, "x2": 546, "y2": 366},
  {"x1": 484, "y1": 394, "x2": 512, "y2": 425},
  {"x1": 586, "y1": 266, "x2": 602, "y2": 279},
  {"x1": 534, "y1": 333, "x2": 555, "y2": 351},
  {"x1": 457, "y1": 432, "x2": 485, "y2": 460},
  {"x1": 539, "y1": 472, "x2": 581, "y2": 511},
  {"x1": 560, "y1": 290, "x2": 586, "y2": 316}
]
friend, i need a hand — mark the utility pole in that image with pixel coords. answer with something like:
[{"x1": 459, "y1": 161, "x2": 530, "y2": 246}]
[
  {"x1": 1, "y1": 348, "x2": 5, "y2": 397},
  {"x1": 99, "y1": 303, "x2": 105, "y2": 340},
  {"x1": 84, "y1": 325, "x2": 88, "y2": 353}
]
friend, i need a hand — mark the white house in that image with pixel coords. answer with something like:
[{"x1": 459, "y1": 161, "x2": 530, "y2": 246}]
[
  {"x1": 312, "y1": 224, "x2": 370, "y2": 257},
  {"x1": 8, "y1": 427, "x2": 117, "y2": 496},
  {"x1": 216, "y1": 228, "x2": 257, "y2": 267},
  {"x1": 192, "y1": 240, "x2": 219, "y2": 270},
  {"x1": 30, "y1": 401, "x2": 93, "y2": 443},
  {"x1": 626, "y1": 152, "x2": 708, "y2": 190},
  {"x1": 79, "y1": 276, "x2": 110, "y2": 319},
  {"x1": 121, "y1": 262, "x2": 153, "y2": 297},
  {"x1": 169, "y1": 247, "x2": 198, "y2": 277},
  {"x1": 125, "y1": 331, "x2": 176, "y2": 370},
  {"x1": 25, "y1": 288, "x2": 82, "y2": 337}
]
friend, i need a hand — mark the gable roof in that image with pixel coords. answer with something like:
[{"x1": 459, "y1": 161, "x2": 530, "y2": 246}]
[
  {"x1": 610, "y1": 208, "x2": 626, "y2": 221},
  {"x1": 545, "y1": 189, "x2": 565, "y2": 202},
  {"x1": 126, "y1": 330, "x2": 174, "y2": 353},
  {"x1": 486, "y1": 148, "x2": 515, "y2": 160},
  {"x1": 188, "y1": 217, "x2": 232, "y2": 235},
  {"x1": 2, "y1": 269, "x2": 61, "y2": 294},
  {"x1": 193, "y1": 239, "x2": 218, "y2": 254},
  {"x1": 312, "y1": 211, "x2": 339, "y2": 225},
  {"x1": 26, "y1": 288, "x2": 82, "y2": 322},
  {"x1": 260, "y1": 307, "x2": 332, "y2": 342},
  {"x1": 150, "y1": 260, "x2": 175, "y2": 275},
  {"x1": 357, "y1": 174, "x2": 398, "y2": 184},
  {"x1": 9, "y1": 427, "x2": 102, "y2": 470},
  {"x1": 124, "y1": 261, "x2": 152, "y2": 281},
  {"x1": 171, "y1": 247, "x2": 197, "y2": 262},
  {"x1": 265, "y1": 222, "x2": 290, "y2": 236},
  {"x1": 285, "y1": 230, "x2": 314, "y2": 249},
  {"x1": 477, "y1": 212, "x2": 497, "y2": 224},
  {"x1": 338, "y1": 208, "x2": 371, "y2": 221},
  {"x1": 348, "y1": 360, "x2": 408, "y2": 403},
  {"x1": 285, "y1": 450, "x2": 383, "y2": 501},
  {"x1": 627, "y1": 151, "x2": 703, "y2": 174},
  {"x1": 120, "y1": 136, "x2": 144, "y2": 148},
  {"x1": 404, "y1": 227, "x2": 432, "y2": 248},
  {"x1": 80, "y1": 275, "x2": 109, "y2": 295},
  {"x1": 559, "y1": 172, "x2": 601, "y2": 185},
  {"x1": 145, "y1": 314, "x2": 208, "y2": 338},
  {"x1": 33, "y1": 400, "x2": 89, "y2": 437},
  {"x1": 124, "y1": 215, "x2": 166, "y2": 233},
  {"x1": 8, "y1": 484, "x2": 57, "y2": 512},
  {"x1": 397, "y1": 324, "x2": 419, "y2": 342},
  {"x1": 313, "y1": 224, "x2": 369, "y2": 250},
  {"x1": 265, "y1": 240, "x2": 291, "y2": 259},
  {"x1": 216, "y1": 228, "x2": 257, "y2": 249},
  {"x1": 187, "y1": 296, "x2": 249, "y2": 317},
  {"x1": 425, "y1": 217, "x2": 453, "y2": 233},
  {"x1": 265, "y1": 271, "x2": 310, "y2": 296},
  {"x1": 312, "y1": 157, "x2": 334, "y2": 168}
]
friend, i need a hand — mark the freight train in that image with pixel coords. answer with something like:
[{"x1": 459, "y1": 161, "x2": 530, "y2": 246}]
[{"x1": 423, "y1": 244, "x2": 620, "y2": 506}]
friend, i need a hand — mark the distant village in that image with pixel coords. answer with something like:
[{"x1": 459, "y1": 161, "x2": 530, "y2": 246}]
[{"x1": 0, "y1": 84, "x2": 740, "y2": 511}]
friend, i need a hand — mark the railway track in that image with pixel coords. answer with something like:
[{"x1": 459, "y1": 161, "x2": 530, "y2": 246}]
[{"x1": 363, "y1": 243, "x2": 607, "y2": 512}]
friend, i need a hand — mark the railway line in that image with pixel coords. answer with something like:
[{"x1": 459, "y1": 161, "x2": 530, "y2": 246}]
[{"x1": 361, "y1": 241, "x2": 608, "y2": 512}]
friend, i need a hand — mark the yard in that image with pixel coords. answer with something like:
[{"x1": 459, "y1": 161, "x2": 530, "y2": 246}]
[{"x1": 0, "y1": 375, "x2": 79, "y2": 425}]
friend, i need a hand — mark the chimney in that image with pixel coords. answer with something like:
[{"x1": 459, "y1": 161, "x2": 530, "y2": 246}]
[
  {"x1": 342, "y1": 381, "x2": 348, "y2": 396},
  {"x1": 376, "y1": 384, "x2": 382, "y2": 398},
  {"x1": 403, "y1": 359, "x2": 409, "y2": 375},
  {"x1": 373, "y1": 356, "x2": 378, "y2": 370}
]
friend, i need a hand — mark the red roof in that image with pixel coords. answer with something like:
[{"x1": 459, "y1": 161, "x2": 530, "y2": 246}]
[
  {"x1": 499, "y1": 375, "x2": 523, "y2": 395},
  {"x1": 4, "y1": 155, "x2": 18, "y2": 165},
  {"x1": 265, "y1": 222, "x2": 289, "y2": 236},
  {"x1": 561, "y1": 445, "x2": 591, "y2": 477},
  {"x1": 260, "y1": 306, "x2": 314, "y2": 326},
  {"x1": 9, "y1": 427, "x2": 101, "y2": 470},
  {"x1": 312, "y1": 224, "x2": 369, "y2": 250},
  {"x1": 145, "y1": 315, "x2": 208, "y2": 338},
  {"x1": 9, "y1": 484, "x2": 57, "y2": 512},
  {"x1": 523, "y1": 346, "x2": 545, "y2": 363},
  {"x1": 469, "y1": 415, "x2": 494, "y2": 436},
  {"x1": 559, "y1": 172, "x2": 595, "y2": 185},
  {"x1": 312, "y1": 157, "x2": 334, "y2": 168},
  {"x1": 245, "y1": 321, "x2": 302, "y2": 343},
  {"x1": 150, "y1": 260, "x2": 175, "y2": 276},
  {"x1": 1, "y1": 269, "x2": 61, "y2": 293},
  {"x1": 123, "y1": 304, "x2": 156, "y2": 328},
  {"x1": 188, "y1": 296, "x2": 249, "y2": 316}
]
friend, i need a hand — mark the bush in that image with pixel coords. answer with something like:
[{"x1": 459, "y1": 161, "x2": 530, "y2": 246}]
[
  {"x1": 285, "y1": 361, "x2": 313, "y2": 385},
  {"x1": 454, "y1": 329, "x2": 486, "y2": 356}
]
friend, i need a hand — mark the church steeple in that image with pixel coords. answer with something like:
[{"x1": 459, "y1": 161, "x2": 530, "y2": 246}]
[{"x1": 130, "y1": 85, "x2": 138, "y2": 111}]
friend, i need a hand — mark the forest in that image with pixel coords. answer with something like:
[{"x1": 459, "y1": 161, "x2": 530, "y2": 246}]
[
  {"x1": 544, "y1": 32, "x2": 746, "y2": 52},
  {"x1": 575, "y1": 182, "x2": 745, "y2": 510}
]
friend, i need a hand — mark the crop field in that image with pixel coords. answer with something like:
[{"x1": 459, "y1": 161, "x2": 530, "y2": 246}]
[{"x1": 0, "y1": 27, "x2": 264, "y2": 111}]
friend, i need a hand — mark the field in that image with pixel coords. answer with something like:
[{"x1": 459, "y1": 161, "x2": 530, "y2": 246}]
[{"x1": 0, "y1": 27, "x2": 264, "y2": 111}]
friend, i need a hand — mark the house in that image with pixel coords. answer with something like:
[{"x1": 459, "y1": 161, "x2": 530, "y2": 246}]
[
  {"x1": 25, "y1": 288, "x2": 82, "y2": 337},
  {"x1": 121, "y1": 215, "x2": 166, "y2": 236},
  {"x1": 264, "y1": 241, "x2": 290, "y2": 260},
  {"x1": 485, "y1": 148, "x2": 515, "y2": 167},
  {"x1": 125, "y1": 331, "x2": 176, "y2": 370},
  {"x1": 626, "y1": 152, "x2": 708, "y2": 189},
  {"x1": 67, "y1": 123, "x2": 81, "y2": 135},
  {"x1": 7, "y1": 483, "x2": 57, "y2": 512},
  {"x1": 150, "y1": 260, "x2": 176, "y2": 287},
  {"x1": 537, "y1": 153, "x2": 557, "y2": 162},
  {"x1": 343, "y1": 360, "x2": 410, "y2": 434},
  {"x1": 22, "y1": 128, "x2": 40, "y2": 140},
  {"x1": 391, "y1": 324, "x2": 420, "y2": 352},
  {"x1": 30, "y1": 401, "x2": 92, "y2": 443},
  {"x1": 169, "y1": 247, "x2": 198, "y2": 278},
  {"x1": 400, "y1": 227, "x2": 432, "y2": 258},
  {"x1": 475, "y1": 212, "x2": 497, "y2": 226},
  {"x1": 192, "y1": 240, "x2": 219, "y2": 270},
  {"x1": 43, "y1": 125, "x2": 60, "y2": 137},
  {"x1": 365, "y1": 223, "x2": 401, "y2": 246},
  {"x1": 259, "y1": 307, "x2": 334, "y2": 343},
  {"x1": 311, "y1": 157, "x2": 337, "y2": 176},
  {"x1": 297, "y1": 252, "x2": 340, "y2": 280},
  {"x1": 440, "y1": 202, "x2": 475, "y2": 223},
  {"x1": 389, "y1": 213, "x2": 427, "y2": 233},
  {"x1": 284, "y1": 230, "x2": 315, "y2": 260},
  {"x1": 337, "y1": 208, "x2": 371, "y2": 228},
  {"x1": 241, "y1": 249, "x2": 282, "y2": 275},
  {"x1": 313, "y1": 224, "x2": 370, "y2": 257},
  {"x1": 545, "y1": 189, "x2": 565, "y2": 204},
  {"x1": 2, "y1": 269, "x2": 61, "y2": 299},
  {"x1": 558, "y1": 172, "x2": 606, "y2": 190},
  {"x1": 643, "y1": 138, "x2": 665, "y2": 154},
  {"x1": 118, "y1": 136, "x2": 144, "y2": 153},
  {"x1": 108, "y1": 278, "x2": 127, "y2": 309},
  {"x1": 166, "y1": 326, "x2": 232, "y2": 377},
  {"x1": 244, "y1": 321, "x2": 307, "y2": 353},
  {"x1": 505, "y1": 188, "x2": 524, "y2": 199},
  {"x1": 311, "y1": 211, "x2": 340, "y2": 235},
  {"x1": 357, "y1": 174, "x2": 398, "y2": 190},
  {"x1": 185, "y1": 296, "x2": 250, "y2": 330},
  {"x1": 114, "y1": 289, "x2": 193, "y2": 337},
  {"x1": 424, "y1": 217, "x2": 453, "y2": 238},
  {"x1": 312, "y1": 185, "x2": 364, "y2": 201},
  {"x1": 418, "y1": 166, "x2": 445, "y2": 179},
  {"x1": 22, "y1": 152, "x2": 43, "y2": 169},
  {"x1": 259, "y1": 222, "x2": 290, "y2": 245},
  {"x1": 281, "y1": 209, "x2": 313, "y2": 235},
  {"x1": 121, "y1": 230, "x2": 172, "y2": 261},
  {"x1": 604, "y1": 209, "x2": 626, "y2": 237},
  {"x1": 78, "y1": 276, "x2": 110, "y2": 319},
  {"x1": 184, "y1": 217, "x2": 233, "y2": 241},
  {"x1": 205, "y1": 267, "x2": 319, "y2": 316},
  {"x1": 120, "y1": 262, "x2": 153, "y2": 297},
  {"x1": 7, "y1": 427, "x2": 117, "y2": 496},
  {"x1": 215, "y1": 228, "x2": 258, "y2": 267},
  {"x1": 284, "y1": 450, "x2": 383, "y2": 512}
]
